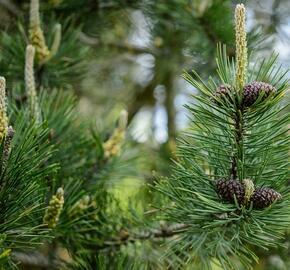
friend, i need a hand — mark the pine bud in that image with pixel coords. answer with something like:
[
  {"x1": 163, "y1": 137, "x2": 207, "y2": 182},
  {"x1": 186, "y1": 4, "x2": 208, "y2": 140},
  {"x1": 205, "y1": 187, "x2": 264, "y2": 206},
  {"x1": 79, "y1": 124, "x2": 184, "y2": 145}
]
[
  {"x1": 251, "y1": 187, "x2": 282, "y2": 209},
  {"x1": 25, "y1": 45, "x2": 42, "y2": 123},
  {"x1": 43, "y1": 188, "x2": 64, "y2": 228},
  {"x1": 29, "y1": 0, "x2": 50, "y2": 63},
  {"x1": 242, "y1": 178, "x2": 254, "y2": 204},
  {"x1": 235, "y1": 4, "x2": 247, "y2": 90},
  {"x1": 0, "y1": 77, "x2": 8, "y2": 141},
  {"x1": 2, "y1": 126, "x2": 15, "y2": 170},
  {"x1": 243, "y1": 81, "x2": 276, "y2": 107},
  {"x1": 103, "y1": 110, "x2": 128, "y2": 159}
]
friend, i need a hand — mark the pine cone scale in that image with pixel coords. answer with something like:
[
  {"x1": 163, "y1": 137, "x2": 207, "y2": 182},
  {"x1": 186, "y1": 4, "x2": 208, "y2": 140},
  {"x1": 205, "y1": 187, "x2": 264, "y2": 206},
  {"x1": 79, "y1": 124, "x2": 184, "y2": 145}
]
[
  {"x1": 251, "y1": 187, "x2": 282, "y2": 209},
  {"x1": 243, "y1": 81, "x2": 276, "y2": 107}
]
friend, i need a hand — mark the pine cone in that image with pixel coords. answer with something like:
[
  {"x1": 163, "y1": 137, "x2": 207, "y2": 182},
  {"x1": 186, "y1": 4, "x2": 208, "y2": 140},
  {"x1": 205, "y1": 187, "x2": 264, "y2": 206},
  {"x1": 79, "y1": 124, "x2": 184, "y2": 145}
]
[
  {"x1": 212, "y1": 84, "x2": 233, "y2": 105},
  {"x1": 251, "y1": 187, "x2": 282, "y2": 209},
  {"x1": 243, "y1": 81, "x2": 276, "y2": 107},
  {"x1": 216, "y1": 179, "x2": 245, "y2": 205}
]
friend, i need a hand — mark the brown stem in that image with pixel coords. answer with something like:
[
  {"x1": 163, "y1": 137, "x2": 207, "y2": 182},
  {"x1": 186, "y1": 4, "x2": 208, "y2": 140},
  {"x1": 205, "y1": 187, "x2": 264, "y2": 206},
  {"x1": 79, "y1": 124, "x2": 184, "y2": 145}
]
[
  {"x1": 100, "y1": 223, "x2": 190, "y2": 251},
  {"x1": 231, "y1": 108, "x2": 244, "y2": 180},
  {"x1": 12, "y1": 251, "x2": 63, "y2": 269},
  {"x1": 164, "y1": 73, "x2": 176, "y2": 139},
  {"x1": 0, "y1": 0, "x2": 21, "y2": 16},
  {"x1": 78, "y1": 32, "x2": 157, "y2": 56}
]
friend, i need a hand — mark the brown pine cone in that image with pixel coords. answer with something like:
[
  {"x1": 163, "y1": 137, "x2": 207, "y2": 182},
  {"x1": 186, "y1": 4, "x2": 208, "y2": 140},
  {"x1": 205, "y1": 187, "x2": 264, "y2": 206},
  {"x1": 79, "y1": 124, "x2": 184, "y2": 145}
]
[
  {"x1": 216, "y1": 179, "x2": 245, "y2": 205},
  {"x1": 243, "y1": 81, "x2": 276, "y2": 107},
  {"x1": 251, "y1": 187, "x2": 282, "y2": 209}
]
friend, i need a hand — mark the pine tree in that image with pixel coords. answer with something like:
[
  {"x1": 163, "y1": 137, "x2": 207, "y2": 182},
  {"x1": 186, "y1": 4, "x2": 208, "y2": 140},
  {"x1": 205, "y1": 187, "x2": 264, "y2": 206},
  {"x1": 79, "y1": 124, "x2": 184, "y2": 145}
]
[{"x1": 155, "y1": 3, "x2": 290, "y2": 269}]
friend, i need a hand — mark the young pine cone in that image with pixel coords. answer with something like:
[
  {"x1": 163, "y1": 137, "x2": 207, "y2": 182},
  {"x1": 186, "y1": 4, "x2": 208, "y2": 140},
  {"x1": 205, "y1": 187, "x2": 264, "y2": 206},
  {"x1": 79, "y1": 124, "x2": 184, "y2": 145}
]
[
  {"x1": 243, "y1": 81, "x2": 276, "y2": 107},
  {"x1": 216, "y1": 179, "x2": 245, "y2": 205},
  {"x1": 212, "y1": 84, "x2": 233, "y2": 105},
  {"x1": 216, "y1": 179, "x2": 282, "y2": 209},
  {"x1": 251, "y1": 187, "x2": 282, "y2": 209}
]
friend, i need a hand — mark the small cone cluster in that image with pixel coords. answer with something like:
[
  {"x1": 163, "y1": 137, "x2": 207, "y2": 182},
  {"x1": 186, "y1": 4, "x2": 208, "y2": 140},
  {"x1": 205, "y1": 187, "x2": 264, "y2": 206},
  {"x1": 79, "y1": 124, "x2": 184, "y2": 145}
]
[
  {"x1": 216, "y1": 179, "x2": 282, "y2": 209},
  {"x1": 29, "y1": 0, "x2": 50, "y2": 63},
  {"x1": 212, "y1": 4, "x2": 276, "y2": 108},
  {"x1": 103, "y1": 110, "x2": 128, "y2": 159},
  {"x1": 43, "y1": 188, "x2": 64, "y2": 228},
  {"x1": 213, "y1": 81, "x2": 276, "y2": 108},
  {"x1": 0, "y1": 77, "x2": 8, "y2": 141}
]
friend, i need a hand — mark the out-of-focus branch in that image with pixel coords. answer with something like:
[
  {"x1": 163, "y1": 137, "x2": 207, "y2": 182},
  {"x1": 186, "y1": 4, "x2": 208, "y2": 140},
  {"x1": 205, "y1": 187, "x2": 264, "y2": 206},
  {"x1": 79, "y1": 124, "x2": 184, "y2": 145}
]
[
  {"x1": 198, "y1": 17, "x2": 218, "y2": 45},
  {"x1": 78, "y1": 32, "x2": 157, "y2": 56},
  {"x1": 12, "y1": 250, "x2": 64, "y2": 269},
  {"x1": 13, "y1": 223, "x2": 189, "y2": 268},
  {"x1": 0, "y1": 0, "x2": 21, "y2": 16},
  {"x1": 163, "y1": 71, "x2": 176, "y2": 139},
  {"x1": 127, "y1": 79, "x2": 156, "y2": 124},
  {"x1": 101, "y1": 223, "x2": 190, "y2": 251}
]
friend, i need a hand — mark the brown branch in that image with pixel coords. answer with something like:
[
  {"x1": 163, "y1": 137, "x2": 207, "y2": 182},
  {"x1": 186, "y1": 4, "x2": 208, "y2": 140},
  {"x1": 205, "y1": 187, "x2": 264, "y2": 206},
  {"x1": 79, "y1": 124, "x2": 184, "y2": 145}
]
[
  {"x1": 12, "y1": 223, "x2": 189, "y2": 268},
  {"x1": 12, "y1": 250, "x2": 64, "y2": 270},
  {"x1": 78, "y1": 32, "x2": 156, "y2": 56},
  {"x1": 135, "y1": 223, "x2": 190, "y2": 239},
  {"x1": 198, "y1": 17, "x2": 218, "y2": 45},
  {"x1": 163, "y1": 71, "x2": 176, "y2": 139},
  {"x1": 100, "y1": 223, "x2": 190, "y2": 251},
  {"x1": 231, "y1": 107, "x2": 244, "y2": 180},
  {"x1": 0, "y1": 0, "x2": 21, "y2": 16},
  {"x1": 127, "y1": 80, "x2": 156, "y2": 123}
]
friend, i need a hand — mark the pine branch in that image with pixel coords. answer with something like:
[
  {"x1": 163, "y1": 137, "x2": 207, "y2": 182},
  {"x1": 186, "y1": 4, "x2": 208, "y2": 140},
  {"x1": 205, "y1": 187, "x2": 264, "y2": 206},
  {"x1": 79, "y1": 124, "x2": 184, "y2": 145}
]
[
  {"x1": 78, "y1": 32, "x2": 157, "y2": 56},
  {"x1": 0, "y1": 0, "x2": 21, "y2": 16},
  {"x1": 12, "y1": 223, "x2": 189, "y2": 268},
  {"x1": 12, "y1": 251, "x2": 63, "y2": 269},
  {"x1": 100, "y1": 223, "x2": 190, "y2": 251},
  {"x1": 231, "y1": 107, "x2": 244, "y2": 180}
]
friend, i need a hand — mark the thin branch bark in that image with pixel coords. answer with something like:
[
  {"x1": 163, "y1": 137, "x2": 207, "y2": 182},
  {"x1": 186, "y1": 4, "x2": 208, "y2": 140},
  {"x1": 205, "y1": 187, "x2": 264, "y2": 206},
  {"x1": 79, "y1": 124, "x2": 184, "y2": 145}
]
[
  {"x1": 0, "y1": 0, "x2": 21, "y2": 16},
  {"x1": 164, "y1": 72, "x2": 176, "y2": 139},
  {"x1": 231, "y1": 106, "x2": 244, "y2": 180},
  {"x1": 100, "y1": 223, "x2": 190, "y2": 251},
  {"x1": 12, "y1": 250, "x2": 63, "y2": 269},
  {"x1": 79, "y1": 32, "x2": 156, "y2": 56}
]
